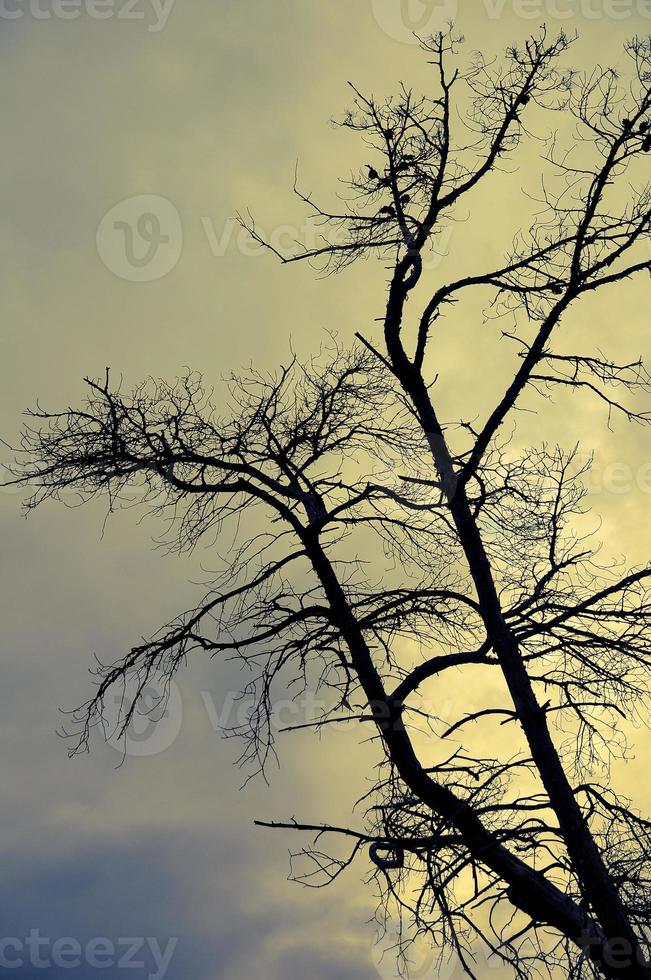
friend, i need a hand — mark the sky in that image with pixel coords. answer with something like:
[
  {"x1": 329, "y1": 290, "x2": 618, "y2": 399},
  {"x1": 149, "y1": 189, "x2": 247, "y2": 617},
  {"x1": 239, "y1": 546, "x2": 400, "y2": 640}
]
[{"x1": 1, "y1": 2, "x2": 651, "y2": 978}]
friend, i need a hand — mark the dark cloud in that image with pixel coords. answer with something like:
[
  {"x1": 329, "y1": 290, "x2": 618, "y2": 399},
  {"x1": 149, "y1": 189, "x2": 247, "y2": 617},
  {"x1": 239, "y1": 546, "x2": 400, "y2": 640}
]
[{"x1": 0, "y1": 827, "x2": 375, "y2": 979}]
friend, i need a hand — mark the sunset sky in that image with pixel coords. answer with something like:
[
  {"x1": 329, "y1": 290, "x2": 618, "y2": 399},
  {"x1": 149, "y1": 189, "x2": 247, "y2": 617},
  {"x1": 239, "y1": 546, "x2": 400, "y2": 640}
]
[{"x1": 1, "y1": 2, "x2": 651, "y2": 978}]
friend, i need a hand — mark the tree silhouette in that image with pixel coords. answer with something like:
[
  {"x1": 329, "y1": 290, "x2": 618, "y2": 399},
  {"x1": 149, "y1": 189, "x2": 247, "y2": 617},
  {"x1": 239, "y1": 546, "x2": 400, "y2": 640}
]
[{"x1": 10, "y1": 26, "x2": 651, "y2": 980}]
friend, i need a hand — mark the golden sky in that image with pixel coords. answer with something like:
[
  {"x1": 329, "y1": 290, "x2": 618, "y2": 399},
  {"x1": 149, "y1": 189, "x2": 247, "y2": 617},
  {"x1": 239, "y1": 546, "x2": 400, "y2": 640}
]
[{"x1": 1, "y1": 2, "x2": 651, "y2": 978}]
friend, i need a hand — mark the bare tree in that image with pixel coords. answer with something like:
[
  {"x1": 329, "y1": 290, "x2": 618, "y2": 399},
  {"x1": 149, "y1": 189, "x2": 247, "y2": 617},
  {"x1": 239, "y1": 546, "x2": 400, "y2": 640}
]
[{"x1": 9, "y1": 25, "x2": 651, "y2": 980}]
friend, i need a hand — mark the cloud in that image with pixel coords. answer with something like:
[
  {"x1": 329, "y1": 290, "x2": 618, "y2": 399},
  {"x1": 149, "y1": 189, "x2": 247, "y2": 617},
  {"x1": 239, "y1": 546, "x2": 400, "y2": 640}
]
[
  {"x1": 0, "y1": 825, "x2": 374, "y2": 979},
  {"x1": 1, "y1": 5, "x2": 651, "y2": 980}
]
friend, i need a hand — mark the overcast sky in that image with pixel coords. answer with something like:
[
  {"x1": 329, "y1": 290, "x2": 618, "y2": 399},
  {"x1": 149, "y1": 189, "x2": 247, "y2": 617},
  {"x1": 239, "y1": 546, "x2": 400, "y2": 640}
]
[{"x1": 1, "y1": 2, "x2": 651, "y2": 978}]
